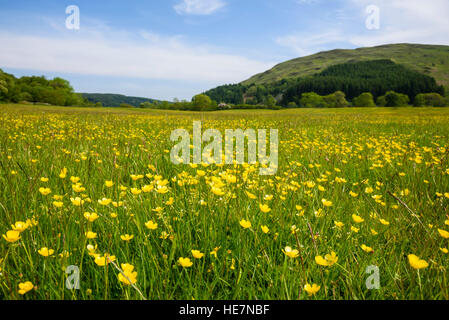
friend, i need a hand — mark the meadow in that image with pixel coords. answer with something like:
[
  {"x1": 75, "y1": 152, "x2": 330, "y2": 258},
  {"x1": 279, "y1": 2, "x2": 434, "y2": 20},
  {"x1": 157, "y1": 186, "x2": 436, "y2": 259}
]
[{"x1": 0, "y1": 103, "x2": 448, "y2": 300}]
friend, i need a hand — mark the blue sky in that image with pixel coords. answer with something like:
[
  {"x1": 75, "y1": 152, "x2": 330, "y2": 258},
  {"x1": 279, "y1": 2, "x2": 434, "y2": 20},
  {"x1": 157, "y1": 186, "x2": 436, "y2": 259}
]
[{"x1": 1, "y1": 0, "x2": 448, "y2": 100}]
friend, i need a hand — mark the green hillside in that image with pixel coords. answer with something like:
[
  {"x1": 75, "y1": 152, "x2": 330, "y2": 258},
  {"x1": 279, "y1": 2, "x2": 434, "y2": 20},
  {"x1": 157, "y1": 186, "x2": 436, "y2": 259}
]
[
  {"x1": 243, "y1": 43, "x2": 449, "y2": 89},
  {"x1": 81, "y1": 93, "x2": 160, "y2": 107}
]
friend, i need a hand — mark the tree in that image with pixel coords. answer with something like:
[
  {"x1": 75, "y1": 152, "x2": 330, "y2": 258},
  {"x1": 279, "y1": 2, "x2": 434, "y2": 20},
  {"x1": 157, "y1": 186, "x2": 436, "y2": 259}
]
[
  {"x1": 323, "y1": 91, "x2": 349, "y2": 108},
  {"x1": 95, "y1": 102, "x2": 103, "y2": 108},
  {"x1": 192, "y1": 94, "x2": 213, "y2": 111},
  {"x1": 353, "y1": 92, "x2": 376, "y2": 107},
  {"x1": 414, "y1": 93, "x2": 447, "y2": 107},
  {"x1": 299, "y1": 92, "x2": 326, "y2": 108},
  {"x1": 265, "y1": 95, "x2": 277, "y2": 107},
  {"x1": 383, "y1": 91, "x2": 410, "y2": 107}
]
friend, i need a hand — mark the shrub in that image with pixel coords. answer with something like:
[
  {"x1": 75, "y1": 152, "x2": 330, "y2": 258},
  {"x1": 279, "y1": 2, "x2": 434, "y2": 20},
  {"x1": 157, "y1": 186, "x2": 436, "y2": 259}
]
[
  {"x1": 353, "y1": 92, "x2": 376, "y2": 107},
  {"x1": 414, "y1": 93, "x2": 447, "y2": 107}
]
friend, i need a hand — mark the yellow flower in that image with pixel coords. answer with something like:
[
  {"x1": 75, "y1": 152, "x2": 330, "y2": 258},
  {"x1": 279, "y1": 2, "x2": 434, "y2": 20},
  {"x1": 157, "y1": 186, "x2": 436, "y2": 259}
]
[
  {"x1": 85, "y1": 231, "x2": 97, "y2": 239},
  {"x1": 315, "y1": 251, "x2": 338, "y2": 267},
  {"x1": 334, "y1": 221, "x2": 344, "y2": 228},
  {"x1": 178, "y1": 257, "x2": 193, "y2": 268},
  {"x1": 105, "y1": 180, "x2": 114, "y2": 187},
  {"x1": 365, "y1": 187, "x2": 374, "y2": 194},
  {"x1": 321, "y1": 199, "x2": 332, "y2": 207},
  {"x1": 40, "y1": 177, "x2": 49, "y2": 182},
  {"x1": 352, "y1": 214, "x2": 364, "y2": 223},
  {"x1": 349, "y1": 191, "x2": 358, "y2": 197},
  {"x1": 239, "y1": 219, "x2": 251, "y2": 229},
  {"x1": 70, "y1": 197, "x2": 84, "y2": 206},
  {"x1": 259, "y1": 204, "x2": 271, "y2": 213},
  {"x1": 370, "y1": 229, "x2": 378, "y2": 235},
  {"x1": 118, "y1": 263, "x2": 138, "y2": 285},
  {"x1": 3, "y1": 230, "x2": 21, "y2": 242},
  {"x1": 98, "y1": 198, "x2": 112, "y2": 205},
  {"x1": 38, "y1": 247, "x2": 54, "y2": 257},
  {"x1": 191, "y1": 250, "x2": 204, "y2": 259},
  {"x1": 11, "y1": 221, "x2": 29, "y2": 232},
  {"x1": 408, "y1": 254, "x2": 428, "y2": 270},
  {"x1": 379, "y1": 218, "x2": 390, "y2": 225},
  {"x1": 120, "y1": 234, "x2": 134, "y2": 241},
  {"x1": 211, "y1": 187, "x2": 225, "y2": 196},
  {"x1": 261, "y1": 225, "x2": 269, "y2": 234},
  {"x1": 282, "y1": 246, "x2": 299, "y2": 259},
  {"x1": 245, "y1": 191, "x2": 257, "y2": 199},
  {"x1": 145, "y1": 220, "x2": 158, "y2": 230},
  {"x1": 437, "y1": 229, "x2": 449, "y2": 239},
  {"x1": 351, "y1": 226, "x2": 359, "y2": 233},
  {"x1": 18, "y1": 281, "x2": 34, "y2": 295},
  {"x1": 361, "y1": 244, "x2": 374, "y2": 253},
  {"x1": 304, "y1": 283, "x2": 321, "y2": 296},
  {"x1": 53, "y1": 201, "x2": 64, "y2": 208},
  {"x1": 39, "y1": 187, "x2": 51, "y2": 196},
  {"x1": 94, "y1": 254, "x2": 116, "y2": 266},
  {"x1": 439, "y1": 248, "x2": 448, "y2": 254},
  {"x1": 84, "y1": 212, "x2": 99, "y2": 222},
  {"x1": 59, "y1": 168, "x2": 67, "y2": 179}
]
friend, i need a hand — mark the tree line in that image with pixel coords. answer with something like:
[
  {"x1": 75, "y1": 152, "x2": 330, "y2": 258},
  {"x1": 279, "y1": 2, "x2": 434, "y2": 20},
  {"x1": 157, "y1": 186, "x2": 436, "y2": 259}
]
[
  {"x1": 204, "y1": 60, "x2": 448, "y2": 108},
  {"x1": 0, "y1": 69, "x2": 85, "y2": 106}
]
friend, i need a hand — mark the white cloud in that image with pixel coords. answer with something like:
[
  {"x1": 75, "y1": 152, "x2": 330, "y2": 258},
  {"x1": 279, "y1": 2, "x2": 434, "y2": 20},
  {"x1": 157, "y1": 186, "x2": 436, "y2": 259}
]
[
  {"x1": 174, "y1": 0, "x2": 226, "y2": 15},
  {"x1": 0, "y1": 29, "x2": 273, "y2": 85},
  {"x1": 277, "y1": 0, "x2": 449, "y2": 56},
  {"x1": 276, "y1": 30, "x2": 345, "y2": 56},
  {"x1": 348, "y1": 0, "x2": 449, "y2": 47}
]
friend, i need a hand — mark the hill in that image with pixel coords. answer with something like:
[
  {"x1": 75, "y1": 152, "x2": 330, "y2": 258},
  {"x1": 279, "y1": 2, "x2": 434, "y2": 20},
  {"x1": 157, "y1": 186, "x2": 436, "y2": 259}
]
[
  {"x1": 81, "y1": 93, "x2": 161, "y2": 107},
  {"x1": 242, "y1": 43, "x2": 449, "y2": 88}
]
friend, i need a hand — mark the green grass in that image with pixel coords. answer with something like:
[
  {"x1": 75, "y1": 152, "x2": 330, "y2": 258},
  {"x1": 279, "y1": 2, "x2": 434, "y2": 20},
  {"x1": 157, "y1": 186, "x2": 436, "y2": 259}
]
[
  {"x1": 0, "y1": 103, "x2": 449, "y2": 300},
  {"x1": 243, "y1": 44, "x2": 449, "y2": 90}
]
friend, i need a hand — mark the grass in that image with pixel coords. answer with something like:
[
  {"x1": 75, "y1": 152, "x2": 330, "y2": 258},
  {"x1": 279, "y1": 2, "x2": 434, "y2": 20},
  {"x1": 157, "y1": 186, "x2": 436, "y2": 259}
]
[{"x1": 0, "y1": 103, "x2": 449, "y2": 300}]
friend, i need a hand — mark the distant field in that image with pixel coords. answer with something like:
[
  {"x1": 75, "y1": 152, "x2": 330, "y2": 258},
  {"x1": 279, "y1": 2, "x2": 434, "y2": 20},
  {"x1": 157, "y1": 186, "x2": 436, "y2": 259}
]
[{"x1": 1, "y1": 103, "x2": 449, "y2": 300}]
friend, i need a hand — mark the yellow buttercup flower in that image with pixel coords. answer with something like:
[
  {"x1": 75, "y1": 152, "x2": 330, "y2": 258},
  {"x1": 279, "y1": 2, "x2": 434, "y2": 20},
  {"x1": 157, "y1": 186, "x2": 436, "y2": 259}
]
[
  {"x1": 39, "y1": 187, "x2": 51, "y2": 196},
  {"x1": 437, "y1": 229, "x2": 449, "y2": 239},
  {"x1": 84, "y1": 212, "x2": 99, "y2": 222},
  {"x1": 259, "y1": 204, "x2": 271, "y2": 213},
  {"x1": 408, "y1": 254, "x2": 428, "y2": 270},
  {"x1": 261, "y1": 225, "x2": 269, "y2": 234},
  {"x1": 105, "y1": 180, "x2": 114, "y2": 187},
  {"x1": 2, "y1": 230, "x2": 21, "y2": 243},
  {"x1": 70, "y1": 197, "x2": 84, "y2": 206},
  {"x1": 118, "y1": 263, "x2": 138, "y2": 285},
  {"x1": 120, "y1": 234, "x2": 134, "y2": 241},
  {"x1": 94, "y1": 254, "x2": 116, "y2": 266},
  {"x1": 145, "y1": 220, "x2": 158, "y2": 230},
  {"x1": 334, "y1": 221, "x2": 344, "y2": 228},
  {"x1": 315, "y1": 251, "x2": 338, "y2": 267},
  {"x1": 379, "y1": 218, "x2": 390, "y2": 225},
  {"x1": 282, "y1": 246, "x2": 299, "y2": 259},
  {"x1": 18, "y1": 281, "x2": 34, "y2": 295},
  {"x1": 85, "y1": 231, "x2": 97, "y2": 239},
  {"x1": 304, "y1": 283, "x2": 321, "y2": 296},
  {"x1": 11, "y1": 221, "x2": 29, "y2": 232},
  {"x1": 352, "y1": 214, "x2": 364, "y2": 223},
  {"x1": 321, "y1": 199, "x2": 332, "y2": 207},
  {"x1": 178, "y1": 257, "x2": 193, "y2": 268},
  {"x1": 239, "y1": 219, "x2": 251, "y2": 229},
  {"x1": 361, "y1": 244, "x2": 374, "y2": 253},
  {"x1": 38, "y1": 247, "x2": 54, "y2": 257},
  {"x1": 191, "y1": 250, "x2": 204, "y2": 259}
]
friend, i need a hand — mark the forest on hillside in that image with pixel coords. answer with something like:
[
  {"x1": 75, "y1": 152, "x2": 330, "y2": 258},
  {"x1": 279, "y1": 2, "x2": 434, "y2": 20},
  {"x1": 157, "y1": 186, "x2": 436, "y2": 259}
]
[{"x1": 204, "y1": 60, "x2": 446, "y2": 107}]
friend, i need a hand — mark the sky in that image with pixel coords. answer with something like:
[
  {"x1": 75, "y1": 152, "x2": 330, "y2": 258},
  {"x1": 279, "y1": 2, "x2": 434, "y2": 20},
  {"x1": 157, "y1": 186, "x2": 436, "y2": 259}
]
[{"x1": 1, "y1": 0, "x2": 448, "y2": 101}]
